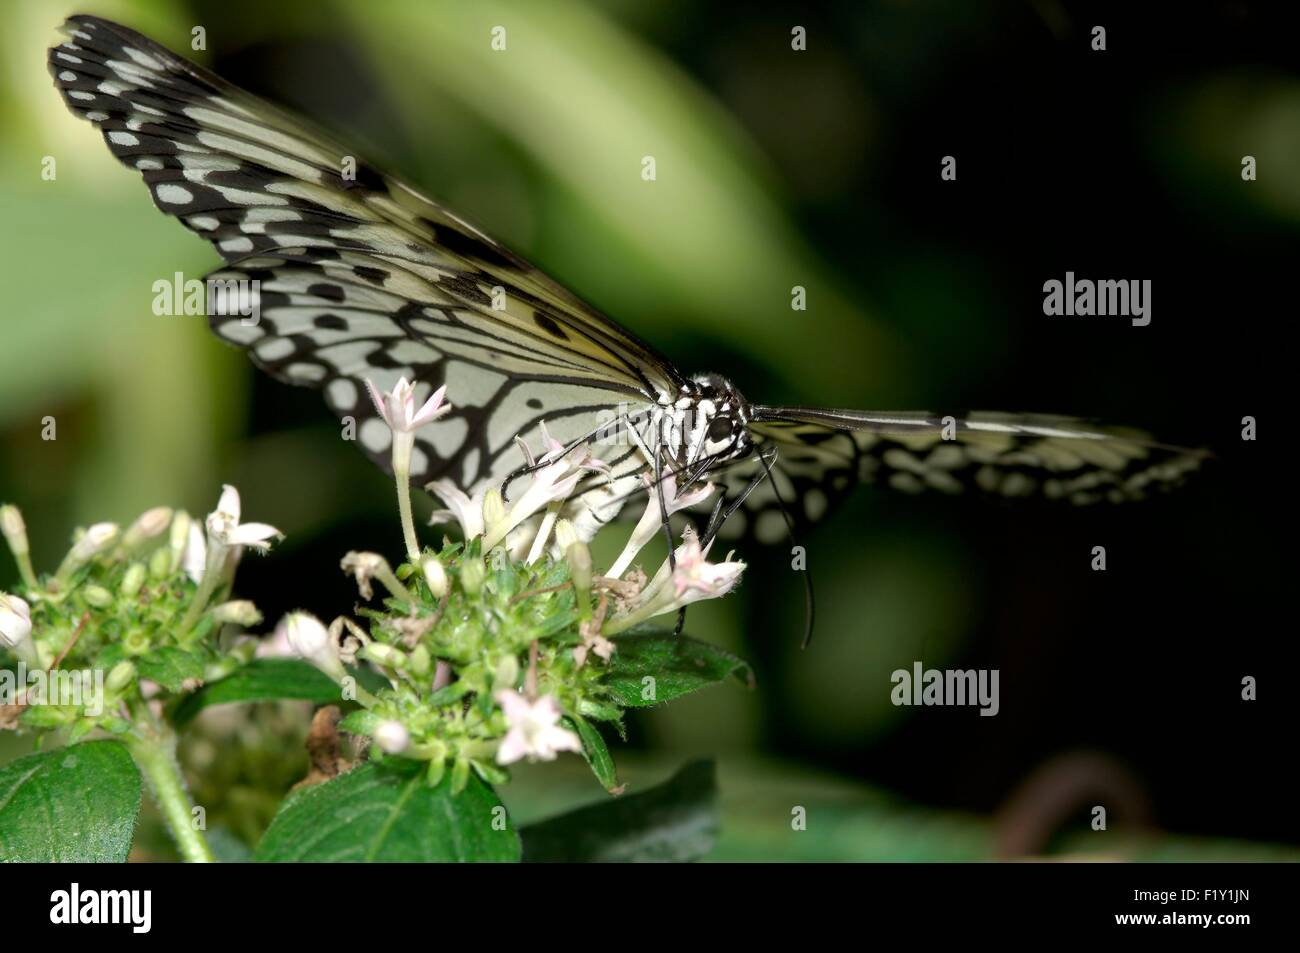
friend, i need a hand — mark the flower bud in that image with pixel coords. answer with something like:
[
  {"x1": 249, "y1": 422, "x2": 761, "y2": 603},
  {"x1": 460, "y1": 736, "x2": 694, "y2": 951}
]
[
  {"x1": 57, "y1": 522, "x2": 119, "y2": 578},
  {"x1": 121, "y1": 507, "x2": 173, "y2": 550},
  {"x1": 494, "y1": 653, "x2": 519, "y2": 690},
  {"x1": 459, "y1": 555, "x2": 485, "y2": 596},
  {"x1": 121, "y1": 562, "x2": 147, "y2": 597},
  {"x1": 1, "y1": 505, "x2": 29, "y2": 557},
  {"x1": 211, "y1": 600, "x2": 262, "y2": 627},
  {"x1": 281, "y1": 611, "x2": 327, "y2": 656},
  {"x1": 168, "y1": 511, "x2": 193, "y2": 570},
  {"x1": 106, "y1": 660, "x2": 137, "y2": 693},
  {"x1": 482, "y1": 489, "x2": 505, "y2": 532},
  {"x1": 409, "y1": 644, "x2": 431, "y2": 677},
  {"x1": 554, "y1": 518, "x2": 578, "y2": 552},
  {"x1": 362, "y1": 642, "x2": 408, "y2": 670},
  {"x1": 0, "y1": 593, "x2": 34, "y2": 660},
  {"x1": 0, "y1": 505, "x2": 38, "y2": 590},
  {"x1": 566, "y1": 541, "x2": 593, "y2": 595},
  {"x1": 421, "y1": 555, "x2": 448, "y2": 599},
  {"x1": 374, "y1": 720, "x2": 410, "y2": 754},
  {"x1": 277, "y1": 611, "x2": 346, "y2": 682},
  {"x1": 147, "y1": 547, "x2": 171, "y2": 580},
  {"x1": 82, "y1": 585, "x2": 114, "y2": 608}
]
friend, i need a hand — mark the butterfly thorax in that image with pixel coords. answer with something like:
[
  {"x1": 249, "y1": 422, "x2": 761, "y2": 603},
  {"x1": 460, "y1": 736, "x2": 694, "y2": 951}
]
[{"x1": 657, "y1": 373, "x2": 754, "y2": 478}]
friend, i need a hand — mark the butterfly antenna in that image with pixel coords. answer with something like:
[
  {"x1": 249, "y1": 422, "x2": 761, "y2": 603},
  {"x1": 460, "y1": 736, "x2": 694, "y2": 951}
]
[{"x1": 754, "y1": 448, "x2": 817, "y2": 649}]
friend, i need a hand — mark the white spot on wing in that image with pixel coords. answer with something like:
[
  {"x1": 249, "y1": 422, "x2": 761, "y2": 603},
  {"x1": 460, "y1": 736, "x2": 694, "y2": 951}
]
[
  {"x1": 360, "y1": 418, "x2": 393, "y2": 453},
  {"x1": 154, "y1": 183, "x2": 194, "y2": 205}
]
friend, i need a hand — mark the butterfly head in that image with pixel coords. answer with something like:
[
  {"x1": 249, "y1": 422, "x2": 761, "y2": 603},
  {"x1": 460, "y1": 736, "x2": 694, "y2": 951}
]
[{"x1": 681, "y1": 374, "x2": 753, "y2": 479}]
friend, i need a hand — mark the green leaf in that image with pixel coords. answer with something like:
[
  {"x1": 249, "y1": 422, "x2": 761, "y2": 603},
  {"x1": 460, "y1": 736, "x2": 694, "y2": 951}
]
[
  {"x1": 169, "y1": 658, "x2": 344, "y2": 727},
  {"x1": 135, "y1": 646, "x2": 207, "y2": 693},
  {"x1": 566, "y1": 714, "x2": 619, "y2": 792},
  {"x1": 254, "y1": 760, "x2": 520, "y2": 862},
  {"x1": 605, "y1": 633, "x2": 753, "y2": 707},
  {"x1": 0, "y1": 741, "x2": 142, "y2": 862},
  {"x1": 520, "y1": 760, "x2": 717, "y2": 862}
]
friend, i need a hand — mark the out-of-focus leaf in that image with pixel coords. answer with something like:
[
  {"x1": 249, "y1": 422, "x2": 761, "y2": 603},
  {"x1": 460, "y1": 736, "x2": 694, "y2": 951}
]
[
  {"x1": 169, "y1": 659, "x2": 346, "y2": 727},
  {"x1": 520, "y1": 760, "x2": 716, "y2": 862},
  {"x1": 350, "y1": 1, "x2": 894, "y2": 400}
]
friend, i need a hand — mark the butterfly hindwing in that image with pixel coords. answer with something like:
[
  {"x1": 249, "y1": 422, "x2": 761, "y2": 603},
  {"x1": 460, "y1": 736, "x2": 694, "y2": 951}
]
[{"x1": 711, "y1": 408, "x2": 1207, "y2": 541}]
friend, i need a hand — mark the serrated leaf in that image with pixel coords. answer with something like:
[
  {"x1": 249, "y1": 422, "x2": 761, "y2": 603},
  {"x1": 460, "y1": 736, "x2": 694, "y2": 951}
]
[
  {"x1": 520, "y1": 760, "x2": 717, "y2": 862},
  {"x1": 169, "y1": 659, "x2": 346, "y2": 727},
  {"x1": 605, "y1": 633, "x2": 753, "y2": 707},
  {"x1": 135, "y1": 646, "x2": 207, "y2": 693},
  {"x1": 0, "y1": 741, "x2": 141, "y2": 862},
  {"x1": 254, "y1": 760, "x2": 519, "y2": 862}
]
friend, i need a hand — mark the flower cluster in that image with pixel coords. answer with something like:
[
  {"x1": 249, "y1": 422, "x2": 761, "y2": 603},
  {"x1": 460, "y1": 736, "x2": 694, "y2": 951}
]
[
  {"x1": 0, "y1": 488, "x2": 278, "y2": 739},
  {"x1": 275, "y1": 377, "x2": 747, "y2": 791},
  {"x1": 0, "y1": 376, "x2": 750, "y2": 797}
]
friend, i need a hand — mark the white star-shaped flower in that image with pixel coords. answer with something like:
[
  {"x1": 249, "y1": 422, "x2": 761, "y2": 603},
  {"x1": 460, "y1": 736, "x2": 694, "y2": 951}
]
[
  {"x1": 494, "y1": 690, "x2": 582, "y2": 764},
  {"x1": 365, "y1": 378, "x2": 450, "y2": 434}
]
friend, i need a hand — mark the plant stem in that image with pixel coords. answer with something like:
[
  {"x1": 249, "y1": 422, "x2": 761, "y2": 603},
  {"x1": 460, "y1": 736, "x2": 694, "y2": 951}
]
[
  {"x1": 125, "y1": 727, "x2": 214, "y2": 863},
  {"x1": 395, "y1": 466, "x2": 420, "y2": 563}
]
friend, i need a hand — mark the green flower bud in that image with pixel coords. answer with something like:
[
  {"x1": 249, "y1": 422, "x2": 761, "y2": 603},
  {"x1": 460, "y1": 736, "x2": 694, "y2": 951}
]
[
  {"x1": 121, "y1": 562, "x2": 147, "y2": 597},
  {"x1": 494, "y1": 654, "x2": 519, "y2": 690},
  {"x1": 554, "y1": 518, "x2": 578, "y2": 552},
  {"x1": 82, "y1": 585, "x2": 114, "y2": 608},
  {"x1": 566, "y1": 541, "x2": 593, "y2": 618},
  {"x1": 409, "y1": 644, "x2": 431, "y2": 677},
  {"x1": 148, "y1": 546, "x2": 172, "y2": 580},
  {"x1": 106, "y1": 660, "x2": 136, "y2": 693},
  {"x1": 362, "y1": 643, "x2": 408, "y2": 670},
  {"x1": 460, "y1": 555, "x2": 485, "y2": 596},
  {"x1": 211, "y1": 600, "x2": 262, "y2": 627},
  {"x1": 0, "y1": 504, "x2": 29, "y2": 558}
]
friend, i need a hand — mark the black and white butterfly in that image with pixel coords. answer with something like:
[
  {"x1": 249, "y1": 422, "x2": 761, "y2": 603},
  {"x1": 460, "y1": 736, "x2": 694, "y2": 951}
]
[{"x1": 49, "y1": 16, "x2": 1204, "y2": 555}]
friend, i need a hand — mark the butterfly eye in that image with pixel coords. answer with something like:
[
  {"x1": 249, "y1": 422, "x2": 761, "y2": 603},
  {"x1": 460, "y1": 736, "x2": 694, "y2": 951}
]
[{"x1": 708, "y1": 417, "x2": 733, "y2": 443}]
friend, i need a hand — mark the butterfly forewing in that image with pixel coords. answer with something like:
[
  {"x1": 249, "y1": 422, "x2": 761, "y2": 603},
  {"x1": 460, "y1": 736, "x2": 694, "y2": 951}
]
[{"x1": 49, "y1": 14, "x2": 678, "y2": 496}]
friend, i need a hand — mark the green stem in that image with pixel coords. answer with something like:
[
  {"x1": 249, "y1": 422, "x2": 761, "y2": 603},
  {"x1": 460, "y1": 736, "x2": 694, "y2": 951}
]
[
  {"x1": 395, "y1": 466, "x2": 420, "y2": 563},
  {"x1": 125, "y1": 727, "x2": 214, "y2": 863}
]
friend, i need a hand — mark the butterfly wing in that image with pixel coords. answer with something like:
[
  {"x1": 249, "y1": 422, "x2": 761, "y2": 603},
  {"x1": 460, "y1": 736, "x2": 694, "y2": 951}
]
[
  {"x1": 48, "y1": 15, "x2": 678, "y2": 499},
  {"x1": 706, "y1": 408, "x2": 1207, "y2": 543}
]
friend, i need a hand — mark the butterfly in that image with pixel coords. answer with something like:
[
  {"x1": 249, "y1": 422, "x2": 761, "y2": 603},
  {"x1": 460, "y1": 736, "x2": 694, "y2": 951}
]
[{"x1": 48, "y1": 15, "x2": 1205, "y2": 559}]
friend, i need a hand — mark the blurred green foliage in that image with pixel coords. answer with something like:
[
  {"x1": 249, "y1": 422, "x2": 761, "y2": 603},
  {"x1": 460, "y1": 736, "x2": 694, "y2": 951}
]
[{"x1": 1, "y1": 0, "x2": 1295, "y2": 859}]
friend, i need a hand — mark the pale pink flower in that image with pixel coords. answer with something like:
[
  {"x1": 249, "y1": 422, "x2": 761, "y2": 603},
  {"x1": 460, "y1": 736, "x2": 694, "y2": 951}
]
[
  {"x1": 494, "y1": 690, "x2": 582, "y2": 764},
  {"x1": 606, "y1": 472, "x2": 716, "y2": 579},
  {"x1": 426, "y1": 480, "x2": 486, "y2": 539},
  {"x1": 365, "y1": 378, "x2": 450, "y2": 434}
]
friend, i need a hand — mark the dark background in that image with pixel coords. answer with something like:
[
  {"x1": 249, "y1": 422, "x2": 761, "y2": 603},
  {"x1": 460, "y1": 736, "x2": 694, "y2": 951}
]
[{"x1": 1, "y1": 0, "x2": 1292, "y2": 856}]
